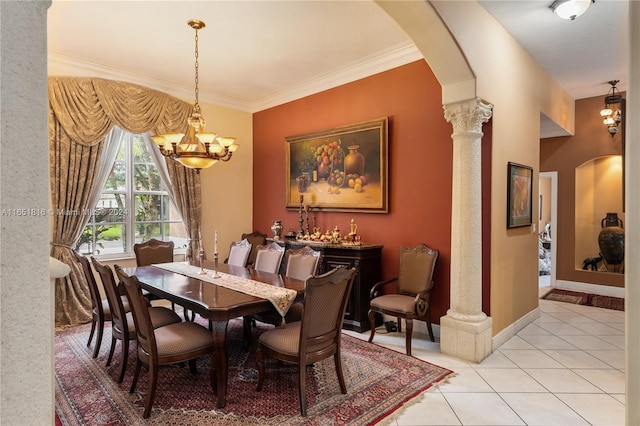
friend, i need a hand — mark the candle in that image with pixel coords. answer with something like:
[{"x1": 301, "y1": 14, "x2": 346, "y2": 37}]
[
  {"x1": 198, "y1": 228, "x2": 203, "y2": 251},
  {"x1": 214, "y1": 230, "x2": 218, "y2": 254}
]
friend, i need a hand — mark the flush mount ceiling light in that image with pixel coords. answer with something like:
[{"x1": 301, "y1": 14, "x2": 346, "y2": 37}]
[
  {"x1": 550, "y1": 0, "x2": 594, "y2": 20},
  {"x1": 151, "y1": 19, "x2": 238, "y2": 172}
]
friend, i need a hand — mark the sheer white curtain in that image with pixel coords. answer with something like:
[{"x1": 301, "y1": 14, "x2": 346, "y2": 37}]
[
  {"x1": 142, "y1": 133, "x2": 183, "y2": 224},
  {"x1": 86, "y1": 125, "x2": 126, "y2": 212}
]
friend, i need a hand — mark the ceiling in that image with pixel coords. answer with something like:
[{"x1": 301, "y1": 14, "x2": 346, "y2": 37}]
[{"x1": 47, "y1": 0, "x2": 629, "y2": 129}]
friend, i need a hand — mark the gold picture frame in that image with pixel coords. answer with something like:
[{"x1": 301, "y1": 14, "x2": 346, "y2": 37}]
[{"x1": 285, "y1": 117, "x2": 388, "y2": 213}]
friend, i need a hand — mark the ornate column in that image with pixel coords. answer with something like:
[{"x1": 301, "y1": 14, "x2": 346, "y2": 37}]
[{"x1": 440, "y1": 98, "x2": 493, "y2": 363}]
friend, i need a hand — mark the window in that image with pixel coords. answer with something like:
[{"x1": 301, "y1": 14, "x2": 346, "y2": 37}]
[{"x1": 77, "y1": 133, "x2": 187, "y2": 256}]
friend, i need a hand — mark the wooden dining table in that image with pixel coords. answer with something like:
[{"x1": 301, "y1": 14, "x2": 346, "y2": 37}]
[{"x1": 121, "y1": 261, "x2": 305, "y2": 408}]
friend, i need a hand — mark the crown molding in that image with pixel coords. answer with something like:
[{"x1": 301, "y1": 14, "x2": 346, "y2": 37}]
[
  {"x1": 251, "y1": 43, "x2": 423, "y2": 112},
  {"x1": 48, "y1": 42, "x2": 423, "y2": 114}
]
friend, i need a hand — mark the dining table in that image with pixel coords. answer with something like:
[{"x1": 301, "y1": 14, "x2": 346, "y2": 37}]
[{"x1": 121, "y1": 260, "x2": 305, "y2": 408}]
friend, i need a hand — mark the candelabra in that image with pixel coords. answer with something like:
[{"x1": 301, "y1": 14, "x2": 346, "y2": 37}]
[
  {"x1": 304, "y1": 205, "x2": 310, "y2": 236},
  {"x1": 297, "y1": 196, "x2": 304, "y2": 239}
]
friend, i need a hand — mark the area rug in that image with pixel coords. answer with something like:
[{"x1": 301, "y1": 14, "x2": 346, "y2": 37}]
[
  {"x1": 55, "y1": 318, "x2": 454, "y2": 425},
  {"x1": 542, "y1": 288, "x2": 624, "y2": 311}
]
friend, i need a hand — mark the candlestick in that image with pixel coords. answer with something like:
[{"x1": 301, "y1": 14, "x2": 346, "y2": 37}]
[
  {"x1": 297, "y1": 195, "x2": 304, "y2": 239},
  {"x1": 304, "y1": 205, "x2": 310, "y2": 236},
  {"x1": 213, "y1": 251, "x2": 221, "y2": 278},
  {"x1": 198, "y1": 245, "x2": 206, "y2": 275}
]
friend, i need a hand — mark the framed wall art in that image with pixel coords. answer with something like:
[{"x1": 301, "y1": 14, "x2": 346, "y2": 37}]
[
  {"x1": 285, "y1": 117, "x2": 388, "y2": 213},
  {"x1": 507, "y1": 162, "x2": 533, "y2": 228}
]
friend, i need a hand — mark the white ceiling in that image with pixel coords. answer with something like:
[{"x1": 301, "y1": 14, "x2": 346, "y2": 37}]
[{"x1": 47, "y1": 0, "x2": 629, "y2": 124}]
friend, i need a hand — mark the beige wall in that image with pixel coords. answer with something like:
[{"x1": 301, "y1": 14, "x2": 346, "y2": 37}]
[
  {"x1": 197, "y1": 103, "x2": 253, "y2": 260},
  {"x1": 431, "y1": 0, "x2": 574, "y2": 334}
]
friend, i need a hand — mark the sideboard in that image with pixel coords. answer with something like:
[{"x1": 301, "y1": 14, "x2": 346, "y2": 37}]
[{"x1": 269, "y1": 238, "x2": 383, "y2": 332}]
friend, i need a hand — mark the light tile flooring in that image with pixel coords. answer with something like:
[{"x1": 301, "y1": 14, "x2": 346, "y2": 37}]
[{"x1": 345, "y1": 287, "x2": 626, "y2": 426}]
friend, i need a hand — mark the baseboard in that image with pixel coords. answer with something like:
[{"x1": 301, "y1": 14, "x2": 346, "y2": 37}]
[
  {"x1": 554, "y1": 279, "x2": 625, "y2": 298},
  {"x1": 492, "y1": 307, "x2": 541, "y2": 351}
]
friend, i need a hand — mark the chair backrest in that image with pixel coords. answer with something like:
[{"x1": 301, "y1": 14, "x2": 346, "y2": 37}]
[
  {"x1": 284, "y1": 246, "x2": 321, "y2": 281},
  {"x1": 133, "y1": 238, "x2": 174, "y2": 266},
  {"x1": 299, "y1": 267, "x2": 356, "y2": 357},
  {"x1": 71, "y1": 250, "x2": 103, "y2": 315},
  {"x1": 241, "y1": 231, "x2": 267, "y2": 267},
  {"x1": 92, "y1": 257, "x2": 128, "y2": 335},
  {"x1": 227, "y1": 238, "x2": 252, "y2": 267},
  {"x1": 114, "y1": 265, "x2": 156, "y2": 360},
  {"x1": 397, "y1": 243, "x2": 439, "y2": 295},
  {"x1": 253, "y1": 242, "x2": 285, "y2": 274}
]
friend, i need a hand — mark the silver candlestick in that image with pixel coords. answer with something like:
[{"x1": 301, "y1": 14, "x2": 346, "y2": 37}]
[
  {"x1": 213, "y1": 251, "x2": 221, "y2": 278},
  {"x1": 198, "y1": 246, "x2": 207, "y2": 275}
]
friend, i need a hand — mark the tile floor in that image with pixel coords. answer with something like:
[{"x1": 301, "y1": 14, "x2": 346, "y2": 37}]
[{"x1": 345, "y1": 287, "x2": 626, "y2": 426}]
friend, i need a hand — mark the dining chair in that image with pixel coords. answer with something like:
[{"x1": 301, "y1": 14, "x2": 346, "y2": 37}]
[
  {"x1": 283, "y1": 245, "x2": 322, "y2": 281},
  {"x1": 241, "y1": 230, "x2": 267, "y2": 268},
  {"x1": 367, "y1": 243, "x2": 439, "y2": 356},
  {"x1": 115, "y1": 265, "x2": 216, "y2": 419},
  {"x1": 226, "y1": 238, "x2": 252, "y2": 267},
  {"x1": 71, "y1": 250, "x2": 130, "y2": 358},
  {"x1": 253, "y1": 241, "x2": 285, "y2": 274},
  {"x1": 255, "y1": 267, "x2": 356, "y2": 416},
  {"x1": 91, "y1": 257, "x2": 182, "y2": 383},
  {"x1": 133, "y1": 238, "x2": 191, "y2": 319},
  {"x1": 243, "y1": 245, "x2": 321, "y2": 345}
]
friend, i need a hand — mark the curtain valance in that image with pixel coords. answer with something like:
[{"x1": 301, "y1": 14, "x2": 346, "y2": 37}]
[{"x1": 48, "y1": 77, "x2": 192, "y2": 146}]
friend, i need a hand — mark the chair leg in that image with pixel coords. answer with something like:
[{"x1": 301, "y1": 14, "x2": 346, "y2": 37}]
[
  {"x1": 143, "y1": 362, "x2": 159, "y2": 419},
  {"x1": 130, "y1": 358, "x2": 142, "y2": 393},
  {"x1": 397, "y1": 316, "x2": 402, "y2": 333},
  {"x1": 367, "y1": 310, "x2": 376, "y2": 343},
  {"x1": 426, "y1": 308, "x2": 435, "y2": 342},
  {"x1": 334, "y1": 351, "x2": 347, "y2": 394},
  {"x1": 92, "y1": 320, "x2": 105, "y2": 358},
  {"x1": 87, "y1": 319, "x2": 97, "y2": 348},
  {"x1": 255, "y1": 347, "x2": 265, "y2": 391},
  {"x1": 188, "y1": 358, "x2": 198, "y2": 374},
  {"x1": 298, "y1": 360, "x2": 307, "y2": 416},
  {"x1": 106, "y1": 337, "x2": 117, "y2": 366},
  {"x1": 242, "y1": 316, "x2": 253, "y2": 351},
  {"x1": 117, "y1": 337, "x2": 129, "y2": 383},
  {"x1": 405, "y1": 319, "x2": 413, "y2": 356}
]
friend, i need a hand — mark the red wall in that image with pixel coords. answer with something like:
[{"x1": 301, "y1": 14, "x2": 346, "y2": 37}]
[{"x1": 253, "y1": 60, "x2": 454, "y2": 322}]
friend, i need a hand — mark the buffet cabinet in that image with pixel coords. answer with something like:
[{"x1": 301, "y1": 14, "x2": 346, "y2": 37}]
[{"x1": 270, "y1": 239, "x2": 383, "y2": 332}]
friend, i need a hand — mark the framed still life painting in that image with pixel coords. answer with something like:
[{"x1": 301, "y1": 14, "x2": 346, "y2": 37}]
[
  {"x1": 285, "y1": 117, "x2": 388, "y2": 213},
  {"x1": 507, "y1": 162, "x2": 533, "y2": 228}
]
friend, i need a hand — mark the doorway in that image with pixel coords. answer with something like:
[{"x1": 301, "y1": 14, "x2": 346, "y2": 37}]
[{"x1": 539, "y1": 172, "x2": 557, "y2": 289}]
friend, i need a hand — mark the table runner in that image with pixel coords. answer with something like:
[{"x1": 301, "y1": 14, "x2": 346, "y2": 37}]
[{"x1": 152, "y1": 262, "x2": 297, "y2": 320}]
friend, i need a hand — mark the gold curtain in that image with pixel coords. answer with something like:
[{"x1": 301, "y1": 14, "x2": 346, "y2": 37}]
[{"x1": 49, "y1": 77, "x2": 201, "y2": 327}]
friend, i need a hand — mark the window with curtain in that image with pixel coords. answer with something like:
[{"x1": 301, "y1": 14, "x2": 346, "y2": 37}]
[{"x1": 77, "y1": 133, "x2": 187, "y2": 256}]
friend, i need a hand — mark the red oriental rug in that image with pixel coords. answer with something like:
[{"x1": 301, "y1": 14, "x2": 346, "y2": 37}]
[
  {"x1": 542, "y1": 288, "x2": 624, "y2": 311},
  {"x1": 55, "y1": 318, "x2": 453, "y2": 425}
]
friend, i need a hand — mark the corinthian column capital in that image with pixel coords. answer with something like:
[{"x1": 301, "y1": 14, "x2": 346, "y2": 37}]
[{"x1": 443, "y1": 98, "x2": 493, "y2": 136}]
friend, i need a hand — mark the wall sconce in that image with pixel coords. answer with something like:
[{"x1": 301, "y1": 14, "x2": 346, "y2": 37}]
[
  {"x1": 600, "y1": 80, "x2": 625, "y2": 138},
  {"x1": 550, "y1": 0, "x2": 593, "y2": 20}
]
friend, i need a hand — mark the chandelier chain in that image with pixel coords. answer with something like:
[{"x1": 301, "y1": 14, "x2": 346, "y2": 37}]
[{"x1": 194, "y1": 26, "x2": 200, "y2": 109}]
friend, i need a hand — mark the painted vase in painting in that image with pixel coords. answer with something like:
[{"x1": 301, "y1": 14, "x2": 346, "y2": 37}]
[{"x1": 344, "y1": 145, "x2": 365, "y2": 177}]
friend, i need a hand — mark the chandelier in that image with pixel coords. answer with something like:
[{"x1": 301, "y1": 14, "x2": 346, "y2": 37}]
[
  {"x1": 600, "y1": 80, "x2": 624, "y2": 137},
  {"x1": 151, "y1": 19, "x2": 238, "y2": 172}
]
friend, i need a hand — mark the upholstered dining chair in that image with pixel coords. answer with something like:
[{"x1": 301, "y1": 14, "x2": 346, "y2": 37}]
[
  {"x1": 243, "y1": 245, "x2": 321, "y2": 345},
  {"x1": 283, "y1": 245, "x2": 322, "y2": 281},
  {"x1": 367, "y1": 243, "x2": 439, "y2": 356},
  {"x1": 253, "y1": 241, "x2": 285, "y2": 274},
  {"x1": 91, "y1": 257, "x2": 181, "y2": 383},
  {"x1": 226, "y1": 238, "x2": 252, "y2": 267},
  {"x1": 115, "y1": 266, "x2": 216, "y2": 419},
  {"x1": 133, "y1": 238, "x2": 190, "y2": 319},
  {"x1": 255, "y1": 267, "x2": 356, "y2": 416},
  {"x1": 71, "y1": 250, "x2": 130, "y2": 358}
]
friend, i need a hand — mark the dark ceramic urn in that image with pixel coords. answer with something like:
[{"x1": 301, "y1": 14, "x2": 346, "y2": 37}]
[{"x1": 598, "y1": 212, "x2": 624, "y2": 266}]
